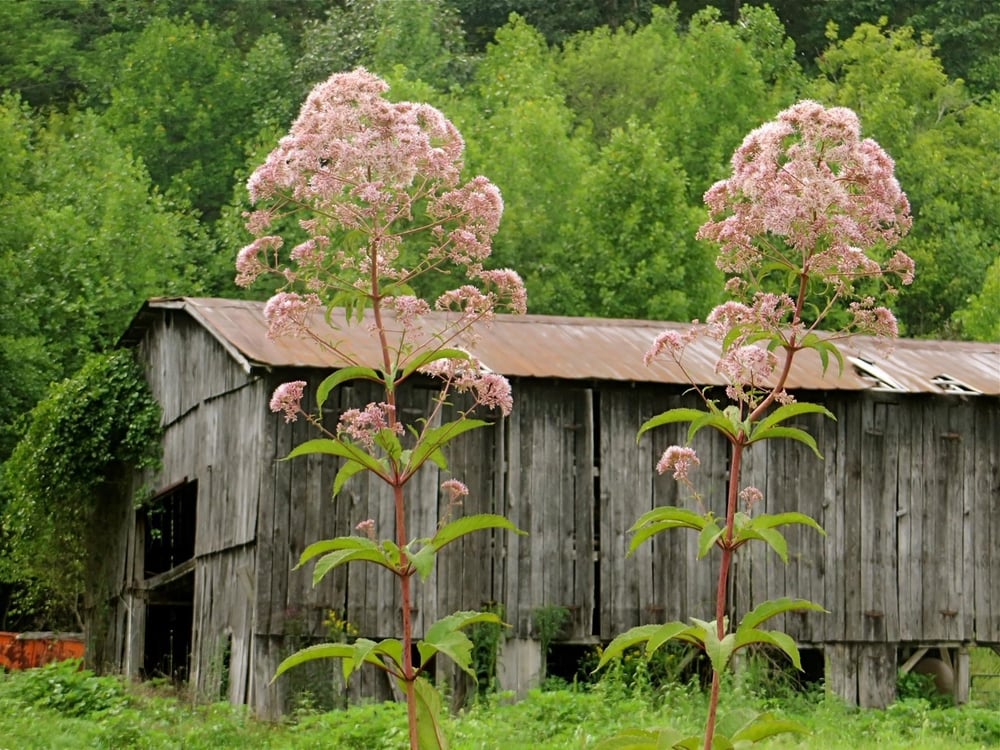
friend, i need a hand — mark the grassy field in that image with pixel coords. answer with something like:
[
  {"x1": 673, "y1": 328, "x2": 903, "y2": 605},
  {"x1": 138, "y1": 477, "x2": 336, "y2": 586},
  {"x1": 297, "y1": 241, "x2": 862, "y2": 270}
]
[{"x1": 0, "y1": 649, "x2": 997, "y2": 749}]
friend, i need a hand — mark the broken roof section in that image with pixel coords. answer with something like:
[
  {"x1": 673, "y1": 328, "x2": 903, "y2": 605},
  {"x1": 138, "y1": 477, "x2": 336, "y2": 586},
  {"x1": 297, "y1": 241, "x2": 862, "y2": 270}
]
[{"x1": 123, "y1": 297, "x2": 1000, "y2": 396}]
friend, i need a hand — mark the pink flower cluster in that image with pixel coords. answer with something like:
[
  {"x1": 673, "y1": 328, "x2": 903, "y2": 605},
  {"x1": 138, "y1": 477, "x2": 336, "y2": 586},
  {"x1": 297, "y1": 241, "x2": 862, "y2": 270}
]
[
  {"x1": 263, "y1": 292, "x2": 321, "y2": 339},
  {"x1": 698, "y1": 100, "x2": 913, "y2": 292},
  {"x1": 338, "y1": 402, "x2": 404, "y2": 450},
  {"x1": 355, "y1": 518, "x2": 376, "y2": 540},
  {"x1": 240, "y1": 68, "x2": 519, "y2": 306},
  {"x1": 270, "y1": 381, "x2": 308, "y2": 422},
  {"x1": 656, "y1": 446, "x2": 700, "y2": 481},
  {"x1": 419, "y1": 356, "x2": 514, "y2": 416},
  {"x1": 643, "y1": 328, "x2": 697, "y2": 366},
  {"x1": 247, "y1": 68, "x2": 462, "y2": 208},
  {"x1": 441, "y1": 479, "x2": 469, "y2": 501}
]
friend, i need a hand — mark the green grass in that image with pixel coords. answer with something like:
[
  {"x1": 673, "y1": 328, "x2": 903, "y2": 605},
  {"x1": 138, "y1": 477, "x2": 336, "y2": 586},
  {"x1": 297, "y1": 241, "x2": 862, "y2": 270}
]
[{"x1": 0, "y1": 657, "x2": 997, "y2": 749}]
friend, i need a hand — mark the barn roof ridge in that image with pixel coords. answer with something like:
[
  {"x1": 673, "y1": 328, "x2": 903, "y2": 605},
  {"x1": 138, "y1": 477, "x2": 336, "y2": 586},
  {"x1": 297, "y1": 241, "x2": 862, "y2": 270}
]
[{"x1": 121, "y1": 296, "x2": 1000, "y2": 395}]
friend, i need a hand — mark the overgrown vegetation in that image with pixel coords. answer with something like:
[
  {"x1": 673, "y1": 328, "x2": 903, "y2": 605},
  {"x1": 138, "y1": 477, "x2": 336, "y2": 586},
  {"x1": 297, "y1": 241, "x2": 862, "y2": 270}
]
[
  {"x1": 1, "y1": 657, "x2": 998, "y2": 749},
  {"x1": 0, "y1": 350, "x2": 161, "y2": 628}
]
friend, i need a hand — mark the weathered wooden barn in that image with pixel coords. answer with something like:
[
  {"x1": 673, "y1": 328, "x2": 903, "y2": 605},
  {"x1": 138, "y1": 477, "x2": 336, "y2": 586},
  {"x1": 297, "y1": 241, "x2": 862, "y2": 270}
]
[{"x1": 95, "y1": 297, "x2": 1000, "y2": 715}]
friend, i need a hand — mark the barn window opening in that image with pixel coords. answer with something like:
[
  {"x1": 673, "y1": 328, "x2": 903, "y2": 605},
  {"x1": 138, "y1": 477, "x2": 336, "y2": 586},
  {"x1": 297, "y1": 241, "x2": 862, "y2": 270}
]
[
  {"x1": 930, "y1": 374, "x2": 981, "y2": 395},
  {"x1": 848, "y1": 357, "x2": 908, "y2": 392},
  {"x1": 140, "y1": 479, "x2": 197, "y2": 683}
]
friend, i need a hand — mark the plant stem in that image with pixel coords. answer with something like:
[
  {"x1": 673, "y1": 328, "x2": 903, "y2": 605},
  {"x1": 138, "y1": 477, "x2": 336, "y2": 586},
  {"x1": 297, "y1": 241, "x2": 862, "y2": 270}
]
[
  {"x1": 703, "y1": 438, "x2": 745, "y2": 750},
  {"x1": 395, "y1": 481, "x2": 419, "y2": 750}
]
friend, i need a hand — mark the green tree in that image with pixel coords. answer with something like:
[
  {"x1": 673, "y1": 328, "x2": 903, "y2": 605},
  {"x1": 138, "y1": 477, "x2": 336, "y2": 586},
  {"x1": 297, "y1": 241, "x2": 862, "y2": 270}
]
[
  {"x1": 1, "y1": 351, "x2": 161, "y2": 631},
  {"x1": 0, "y1": 96, "x2": 193, "y2": 458},
  {"x1": 555, "y1": 121, "x2": 720, "y2": 320},
  {"x1": 294, "y1": 0, "x2": 468, "y2": 94},
  {"x1": 954, "y1": 254, "x2": 1000, "y2": 341},
  {"x1": 810, "y1": 22, "x2": 999, "y2": 336},
  {"x1": 456, "y1": 15, "x2": 593, "y2": 314},
  {"x1": 101, "y1": 17, "x2": 259, "y2": 220}
]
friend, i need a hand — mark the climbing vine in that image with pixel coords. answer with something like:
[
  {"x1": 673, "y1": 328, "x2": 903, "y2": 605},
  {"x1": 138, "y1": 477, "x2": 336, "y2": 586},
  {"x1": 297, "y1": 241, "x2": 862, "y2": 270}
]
[{"x1": 0, "y1": 349, "x2": 162, "y2": 629}]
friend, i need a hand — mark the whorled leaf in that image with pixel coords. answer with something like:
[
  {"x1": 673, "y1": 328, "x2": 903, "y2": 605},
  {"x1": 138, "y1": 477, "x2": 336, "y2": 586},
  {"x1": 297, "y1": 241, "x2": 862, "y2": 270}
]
[
  {"x1": 285, "y1": 437, "x2": 389, "y2": 479},
  {"x1": 413, "y1": 676, "x2": 449, "y2": 750},
  {"x1": 316, "y1": 366, "x2": 382, "y2": 409},
  {"x1": 400, "y1": 347, "x2": 472, "y2": 382},
  {"x1": 628, "y1": 507, "x2": 712, "y2": 554},
  {"x1": 403, "y1": 418, "x2": 489, "y2": 478},
  {"x1": 636, "y1": 408, "x2": 707, "y2": 441},
  {"x1": 418, "y1": 611, "x2": 507, "y2": 677}
]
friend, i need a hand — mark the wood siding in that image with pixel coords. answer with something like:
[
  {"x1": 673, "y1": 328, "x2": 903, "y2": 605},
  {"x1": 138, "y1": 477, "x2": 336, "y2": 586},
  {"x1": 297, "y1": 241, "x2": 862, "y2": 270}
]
[{"x1": 100, "y1": 309, "x2": 1000, "y2": 716}]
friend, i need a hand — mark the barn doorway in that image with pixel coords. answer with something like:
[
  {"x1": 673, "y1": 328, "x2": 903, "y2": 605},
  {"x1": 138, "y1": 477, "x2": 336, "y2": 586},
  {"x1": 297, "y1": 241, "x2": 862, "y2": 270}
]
[{"x1": 140, "y1": 480, "x2": 197, "y2": 682}]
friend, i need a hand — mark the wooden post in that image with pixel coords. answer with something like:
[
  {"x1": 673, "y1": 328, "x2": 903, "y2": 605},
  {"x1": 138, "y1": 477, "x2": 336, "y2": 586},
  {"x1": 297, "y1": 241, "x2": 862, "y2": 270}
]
[
  {"x1": 954, "y1": 646, "x2": 970, "y2": 705},
  {"x1": 497, "y1": 638, "x2": 541, "y2": 698},
  {"x1": 826, "y1": 643, "x2": 897, "y2": 708}
]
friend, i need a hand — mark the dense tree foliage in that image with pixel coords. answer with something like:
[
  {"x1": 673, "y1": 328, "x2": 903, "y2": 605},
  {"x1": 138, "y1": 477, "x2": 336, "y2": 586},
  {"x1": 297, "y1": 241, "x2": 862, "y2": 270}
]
[{"x1": 1, "y1": 0, "x2": 996, "y2": 628}]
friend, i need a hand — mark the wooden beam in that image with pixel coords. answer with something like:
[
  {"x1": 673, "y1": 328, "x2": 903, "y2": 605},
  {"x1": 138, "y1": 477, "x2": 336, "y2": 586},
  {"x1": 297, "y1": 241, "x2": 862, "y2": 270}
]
[
  {"x1": 136, "y1": 557, "x2": 196, "y2": 591},
  {"x1": 900, "y1": 646, "x2": 929, "y2": 674}
]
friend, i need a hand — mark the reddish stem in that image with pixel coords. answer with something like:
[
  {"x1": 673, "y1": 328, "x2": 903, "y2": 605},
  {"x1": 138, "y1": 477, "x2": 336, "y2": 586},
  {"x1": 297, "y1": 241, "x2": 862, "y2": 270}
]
[
  {"x1": 703, "y1": 437, "x2": 744, "y2": 750},
  {"x1": 395, "y1": 480, "x2": 418, "y2": 750}
]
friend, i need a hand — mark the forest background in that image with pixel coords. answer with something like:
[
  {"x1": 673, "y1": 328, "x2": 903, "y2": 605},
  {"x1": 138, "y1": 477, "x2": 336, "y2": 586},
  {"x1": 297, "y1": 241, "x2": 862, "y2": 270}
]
[{"x1": 0, "y1": 0, "x2": 997, "y2": 631}]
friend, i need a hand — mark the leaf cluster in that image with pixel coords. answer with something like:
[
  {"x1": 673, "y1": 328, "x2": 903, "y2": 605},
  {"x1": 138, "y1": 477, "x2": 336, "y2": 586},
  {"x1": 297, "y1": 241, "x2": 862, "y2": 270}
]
[{"x1": 0, "y1": 350, "x2": 162, "y2": 625}]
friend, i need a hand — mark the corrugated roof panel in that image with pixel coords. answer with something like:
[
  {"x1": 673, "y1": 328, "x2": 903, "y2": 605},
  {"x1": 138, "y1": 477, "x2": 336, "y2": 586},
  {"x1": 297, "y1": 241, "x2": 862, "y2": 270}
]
[{"x1": 132, "y1": 298, "x2": 1000, "y2": 396}]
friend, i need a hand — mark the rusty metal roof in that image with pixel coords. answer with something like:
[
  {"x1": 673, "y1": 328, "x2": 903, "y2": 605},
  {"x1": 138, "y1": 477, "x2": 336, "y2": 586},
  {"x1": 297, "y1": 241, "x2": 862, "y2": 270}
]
[{"x1": 126, "y1": 297, "x2": 1000, "y2": 395}]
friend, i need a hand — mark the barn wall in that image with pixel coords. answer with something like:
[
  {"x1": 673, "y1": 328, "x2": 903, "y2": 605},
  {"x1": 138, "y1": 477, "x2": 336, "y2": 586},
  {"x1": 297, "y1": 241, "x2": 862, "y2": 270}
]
[
  {"x1": 735, "y1": 392, "x2": 1000, "y2": 646},
  {"x1": 116, "y1": 308, "x2": 999, "y2": 714},
  {"x1": 107, "y1": 310, "x2": 269, "y2": 704}
]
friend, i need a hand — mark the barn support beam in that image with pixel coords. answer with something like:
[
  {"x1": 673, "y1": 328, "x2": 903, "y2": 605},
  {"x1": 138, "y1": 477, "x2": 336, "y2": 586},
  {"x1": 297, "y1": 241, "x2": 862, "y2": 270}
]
[
  {"x1": 497, "y1": 637, "x2": 541, "y2": 698},
  {"x1": 825, "y1": 642, "x2": 897, "y2": 708}
]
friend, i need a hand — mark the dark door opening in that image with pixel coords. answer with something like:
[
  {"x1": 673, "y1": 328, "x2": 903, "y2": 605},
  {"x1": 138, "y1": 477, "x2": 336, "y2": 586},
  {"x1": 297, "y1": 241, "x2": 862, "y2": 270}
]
[
  {"x1": 140, "y1": 480, "x2": 197, "y2": 683},
  {"x1": 144, "y1": 572, "x2": 194, "y2": 681}
]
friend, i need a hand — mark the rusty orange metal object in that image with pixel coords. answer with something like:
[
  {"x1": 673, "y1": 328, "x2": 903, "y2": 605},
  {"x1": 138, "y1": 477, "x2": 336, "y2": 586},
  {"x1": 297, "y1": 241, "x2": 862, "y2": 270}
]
[
  {"x1": 122, "y1": 297, "x2": 1000, "y2": 396},
  {"x1": 0, "y1": 631, "x2": 84, "y2": 670}
]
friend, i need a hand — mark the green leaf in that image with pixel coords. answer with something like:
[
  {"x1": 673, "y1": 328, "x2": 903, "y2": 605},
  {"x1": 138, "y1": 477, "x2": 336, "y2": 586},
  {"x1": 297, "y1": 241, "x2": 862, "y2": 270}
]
[
  {"x1": 747, "y1": 426, "x2": 823, "y2": 457},
  {"x1": 400, "y1": 347, "x2": 472, "y2": 381},
  {"x1": 413, "y1": 677, "x2": 449, "y2": 750},
  {"x1": 405, "y1": 419, "x2": 489, "y2": 477},
  {"x1": 730, "y1": 713, "x2": 810, "y2": 743},
  {"x1": 317, "y1": 367, "x2": 381, "y2": 409},
  {"x1": 430, "y1": 514, "x2": 526, "y2": 553},
  {"x1": 646, "y1": 622, "x2": 696, "y2": 657},
  {"x1": 749, "y1": 512, "x2": 826, "y2": 537},
  {"x1": 733, "y1": 628, "x2": 803, "y2": 670},
  {"x1": 406, "y1": 542, "x2": 437, "y2": 581},
  {"x1": 595, "y1": 624, "x2": 662, "y2": 670},
  {"x1": 735, "y1": 526, "x2": 789, "y2": 562},
  {"x1": 698, "y1": 520, "x2": 725, "y2": 558},
  {"x1": 332, "y1": 460, "x2": 367, "y2": 497},
  {"x1": 738, "y1": 597, "x2": 827, "y2": 631},
  {"x1": 286, "y1": 438, "x2": 388, "y2": 478},
  {"x1": 628, "y1": 506, "x2": 710, "y2": 553},
  {"x1": 272, "y1": 642, "x2": 354, "y2": 683},
  {"x1": 691, "y1": 618, "x2": 735, "y2": 674},
  {"x1": 373, "y1": 639, "x2": 405, "y2": 674},
  {"x1": 374, "y1": 428, "x2": 404, "y2": 461},
  {"x1": 312, "y1": 547, "x2": 396, "y2": 584},
  {"x1": 688, "y1": 411, "x2": 740, "y2": 442},
  {"x1": 637, "y1": 408, "x2": 707, "y2": 441},
  {"x1": 297, "y1": 536, "x2": 380, "y2": 567},
  {"x1": 593, "y1": 727, "x2": 688, "y2": 749},
  {"x1": 419, "y1": 611, "x2": 505, "y2": 676},
  {"x1": 751, "y1": 402, "x2": 835, "y2": 437}
]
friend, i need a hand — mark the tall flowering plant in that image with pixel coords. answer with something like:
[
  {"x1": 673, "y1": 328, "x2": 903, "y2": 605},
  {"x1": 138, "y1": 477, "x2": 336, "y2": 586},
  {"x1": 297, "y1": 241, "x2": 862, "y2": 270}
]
[
  {"x1": 238, "y1": 69, "x2": 526, "y2": 749},
  {"x1": 596, "y1": 101, "x2": 913, "y2": 749}
]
